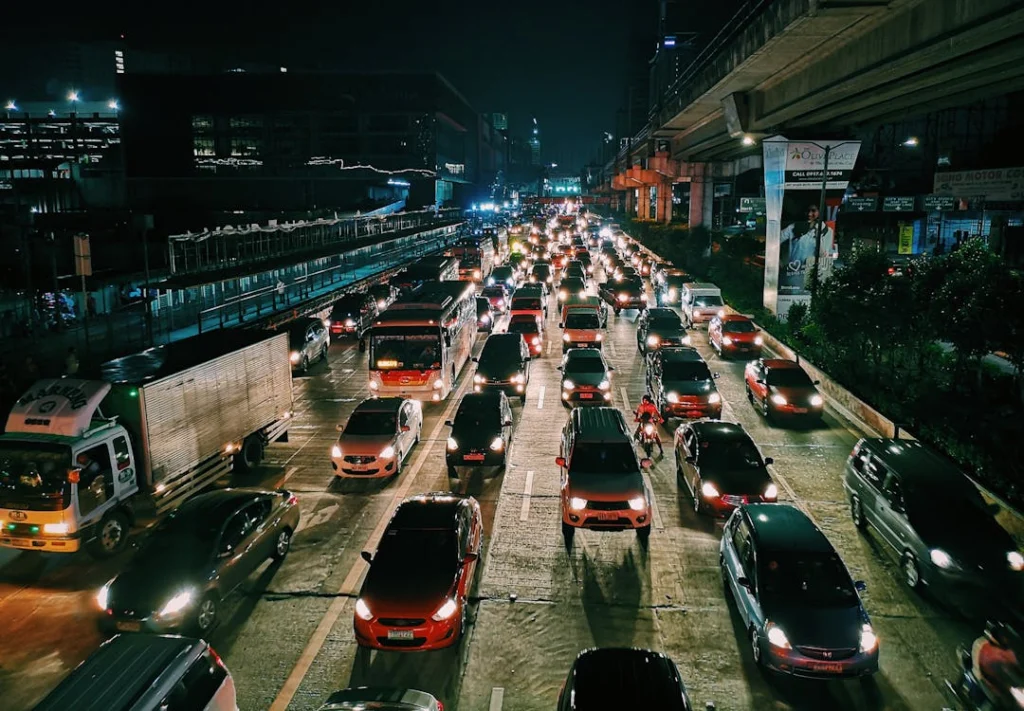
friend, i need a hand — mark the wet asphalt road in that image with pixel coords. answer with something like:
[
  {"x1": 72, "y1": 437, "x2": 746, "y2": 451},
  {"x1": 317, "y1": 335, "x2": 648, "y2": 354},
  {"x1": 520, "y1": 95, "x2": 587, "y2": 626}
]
[{"x1": 0, "y1": 267, "x2": 1004, "y2": 711}]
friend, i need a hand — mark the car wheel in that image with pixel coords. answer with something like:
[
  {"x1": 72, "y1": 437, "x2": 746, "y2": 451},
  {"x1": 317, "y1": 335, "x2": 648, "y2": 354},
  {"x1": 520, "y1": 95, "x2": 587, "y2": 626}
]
[
  {"x1": 761, "y1": 396, "x2": 770, "y2": 419},
  {"x1": 561, "y1": 521, "x2": 574, "y2": 546},
  {"x1": 272, "y1": 528, "x2": 292, "y2": 561},
  {"x1": 902, "y1": 552, "x2": 922, "y2": 589},
  {"x1": 195, "y1": 595, "x2": 218, "y2": 635},
  {"x1": 88, "y1": 510, "x2": 130, "y2": 558},
  {"x1": 850, "y1": 495, "x2": 866, "y2": 530},
  {"x1": 320, "y1": 343, "x2": 328, "y2": 362},
  {"x1": 750, "y1": 628, "x2": 763, "y2": 666},
  {"x1": 637, "y1": 524, "x2": 651, "y2": 542}
]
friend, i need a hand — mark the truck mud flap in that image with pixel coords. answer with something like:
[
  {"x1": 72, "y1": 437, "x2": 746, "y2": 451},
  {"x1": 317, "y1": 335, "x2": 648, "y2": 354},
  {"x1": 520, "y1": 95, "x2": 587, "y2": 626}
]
[{"x1": 152, "y1": 455, "x2": 233, "y2": 516}]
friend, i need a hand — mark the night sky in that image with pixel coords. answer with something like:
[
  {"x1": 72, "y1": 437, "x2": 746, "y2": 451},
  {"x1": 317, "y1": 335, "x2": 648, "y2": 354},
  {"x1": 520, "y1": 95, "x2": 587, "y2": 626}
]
[{"x1": 3, "y1": 0, "x2": 745, "y2": 170}]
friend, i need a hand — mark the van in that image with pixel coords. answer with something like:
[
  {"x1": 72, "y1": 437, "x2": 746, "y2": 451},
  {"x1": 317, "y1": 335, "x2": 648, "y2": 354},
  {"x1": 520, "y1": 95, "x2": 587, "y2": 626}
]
[
  {"x1": 680, "y1": 282, "x2": 724, "y2": 327},
  {"x1": 560, "y1": 308, "x2": 604, "y2": 352},
  {"x1": 556, "y1": 408, "x2": 653, "y2": 544},
  {"x1": 560, "y1": 295, "x2": 606, "y2": 326},
  {"x1": 510, "y1": 287, "x2": 547, "y2": 323},
  {"x1": 35, "y1": 634, "x2": 237, "y2": 711}
]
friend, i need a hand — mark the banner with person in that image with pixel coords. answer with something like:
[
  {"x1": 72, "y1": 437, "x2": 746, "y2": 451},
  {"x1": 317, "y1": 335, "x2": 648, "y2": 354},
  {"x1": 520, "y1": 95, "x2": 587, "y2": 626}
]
[{"x1": 762, "y1": 137, "x2": 861, "y2": 317}]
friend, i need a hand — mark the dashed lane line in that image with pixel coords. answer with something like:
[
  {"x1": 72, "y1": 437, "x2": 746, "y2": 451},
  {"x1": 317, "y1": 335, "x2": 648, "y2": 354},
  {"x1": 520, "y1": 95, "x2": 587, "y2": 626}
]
[
  {"x1": 537, "y1": 385, "x2": 546, "y2": 410},
  {"x1": 489, "y1": 687, "x2": 505, "y2": 711},
  {"x1": 520, "y1": 470, "x2": 535, "y2": 521}
]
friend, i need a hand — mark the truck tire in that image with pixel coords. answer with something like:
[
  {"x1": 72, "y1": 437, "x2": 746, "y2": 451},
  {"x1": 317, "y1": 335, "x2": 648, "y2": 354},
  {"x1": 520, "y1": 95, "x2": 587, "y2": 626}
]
[
  {"x1": 88, "y1": 510, "x2": 130, "y2": 558},
  {"x1": 238, "y1": 434, "x2": 264, "y2": 473}
]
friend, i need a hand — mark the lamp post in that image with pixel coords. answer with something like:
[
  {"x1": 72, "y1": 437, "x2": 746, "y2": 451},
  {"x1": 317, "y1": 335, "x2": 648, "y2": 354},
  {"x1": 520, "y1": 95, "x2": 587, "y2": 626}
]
[{"x1": 806, "y1": 140, "x2": 860, "y2": 305}]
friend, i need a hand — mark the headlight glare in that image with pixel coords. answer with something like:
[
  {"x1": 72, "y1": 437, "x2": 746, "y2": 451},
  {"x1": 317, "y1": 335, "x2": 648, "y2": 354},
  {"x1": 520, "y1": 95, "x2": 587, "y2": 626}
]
[
  {"x1": 764, "y1": 484, "x2": 778, "y2": 500},
  {"x1": 489, "y1": 436, "x2": 504, "y2": 451},
  {"x1": 666, "y1": 392, "x2": 679, "y2": 404},
  {"x1": 158, "y1": 589, "x2": 194, "y2": 617},
  {"x1": 628, "y1": 496, "x2": 646, "y2": 511},
  {"x1": 770, "y1": 393, "x2": 787, "y2": 406},
  {"x1": 355, "y1": 598, "x2": 373, "y2": 621},
  {"x1": 860, "y1": 624, "x2": 879, "y2": 653},
  {"x1": 379, "y1": 445, "x2": 396, "y2": 459},
  {"x1": 447, "y1": 437, "x2": 458, "y2": 451},
  {"x1": 331, "y1": 444, "x2": 342, "y2": 458},
  {"x1": 701, "y1": 481, "x2": 720, "y2": 498},
  {"x1": 810, "y1": 394, "x2": 824, "y2": 407},
  {"x1": 930, "y1": 548, "x2": 956, "y2": 569},
  {"x1": 766, "y1": 622, "x2": 791, "y2": 649},
  {"x1": 1009, "y1": 551, "x2": 1024, "y2": 571},
  {"x1": 598, "y1": 380, "x2": 610, "y2": 391},
  {"x1": 647, "y1": 335, "x2": 660, "y2": 346},
  {"x1": 569, "y1": 496, "x2": 587, "y2": 511},
  {"x1": 432, "y1": 598, "x2": 458, "y2": 621},
  {"x1": 562, "y1": 379, "x2": 575, "y2": 390},
  {"x1": 96, "y1": 580, "x2": 112, "y2": 610},
  {"x1": 707, "y1": 392, "x2": 721, "y2": 404}
]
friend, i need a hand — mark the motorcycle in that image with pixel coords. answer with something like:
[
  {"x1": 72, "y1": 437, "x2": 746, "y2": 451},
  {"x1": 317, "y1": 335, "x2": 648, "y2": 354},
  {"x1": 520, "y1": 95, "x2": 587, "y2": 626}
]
[
  {"x1": 946, "y1": 644, "x2": 1024, "y2": 710},
  {"x1": 635, "y1": 418, "x2": 661, "y2": 458}
]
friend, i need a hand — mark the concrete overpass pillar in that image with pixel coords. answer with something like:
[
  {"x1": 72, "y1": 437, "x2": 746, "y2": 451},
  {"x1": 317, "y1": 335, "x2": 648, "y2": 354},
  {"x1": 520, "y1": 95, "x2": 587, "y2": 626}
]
[
  {"x1": 657, "y1": 184, "x2": 673, "y2": 224},
  {"x1": 638, "y1": 186, "x2": 651, "y2": 220},
  {"x1": 625, "y1": 188, "x2": 636, "y2": 217}
]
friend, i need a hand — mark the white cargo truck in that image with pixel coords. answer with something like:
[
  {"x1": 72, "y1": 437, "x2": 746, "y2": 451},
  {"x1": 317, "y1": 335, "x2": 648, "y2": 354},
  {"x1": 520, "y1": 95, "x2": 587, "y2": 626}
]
[{"x1": 0, "y1": 330, "x2": 293, "y2": 558}]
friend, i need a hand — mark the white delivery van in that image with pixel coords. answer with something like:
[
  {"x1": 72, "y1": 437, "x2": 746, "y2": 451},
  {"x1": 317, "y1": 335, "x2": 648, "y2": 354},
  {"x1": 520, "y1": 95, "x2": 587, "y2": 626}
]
[{"x1": 681, "y1": 283, "x2": 724, "y2": 327}]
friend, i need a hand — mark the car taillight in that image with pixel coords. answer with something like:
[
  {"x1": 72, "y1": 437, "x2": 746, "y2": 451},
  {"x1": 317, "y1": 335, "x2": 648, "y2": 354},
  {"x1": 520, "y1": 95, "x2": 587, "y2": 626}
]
[
  {"x1": 436, "y1": 703, "x2": 444, "y2": 711},
  {"x1": 287, "y1": 494, "x2": 298, "y2": 506},
  {"x1": 208, "y1": 645, "x2": 227, "y2": 670}
]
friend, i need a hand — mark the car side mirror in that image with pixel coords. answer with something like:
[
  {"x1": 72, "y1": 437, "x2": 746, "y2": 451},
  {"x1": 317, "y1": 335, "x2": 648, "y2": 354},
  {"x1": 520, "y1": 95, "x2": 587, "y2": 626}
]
[
  {"x1": 556, "y1": 365, "x2": 562, "y2": 371},
  {"x1": 854, "y1": 580, "x2": 867, "y2": 593},
  {"x1": 756, "y1": 379, "x2": 765, "y2": 385},
  {"x1": 713, "y1": 372, "x2": 721, "y2": 379},
  {"x1": 608, "y1": 366, "x2": 615, "y2": 371},
  {"x1": 763, "y1": 457, "x2": 774, "y2": 465},
  {"x1": 813, "y1": 380, "x2": 820, "y2": 385},
  {"x1": 555, "y1": 456, "x2": 566, "y2": 467},
  {"x1": 472, "y1": 357, "x2": 479, "y2": 363},
  {"x1": 335, "y1": 424, "x2": 344, "y2": 432},
  {"x1": 685, "y1": 455, "x2": 695, "y2": 464},
  {"x1": 401, "y1": 425, "x2": 411, "y2": 433},
  {"x1": 737, "y1": 576, "x2": 753, "y2": 592},
  {"x1": 640, "y1": 458, "x2": 652, "y2": 469},
  {"x1": 445, "y1": 419, "x2": 454, "y2": 427},
  {"x1": 360, "y1": 550, "x2": 373, "y2": 564},
  {"x1": 463, "y1": 551, "x2": 479, "y2": 564},
  {"x1": 558, "y1": 322, "x2": 564, "y2": 328}
]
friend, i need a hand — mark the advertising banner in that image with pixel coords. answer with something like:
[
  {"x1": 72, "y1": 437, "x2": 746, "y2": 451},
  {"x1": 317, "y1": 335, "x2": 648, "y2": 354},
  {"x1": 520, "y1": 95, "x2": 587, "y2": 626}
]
[
  {"x1": 932, "y1": 167, "x2": 1024, "y2": 201},
  {"x1": 763, "y1": 137, "x2": 861, "y2": 317},
  {"x1": 898, "y1": 224, "x2": 914, "y2": 255}
]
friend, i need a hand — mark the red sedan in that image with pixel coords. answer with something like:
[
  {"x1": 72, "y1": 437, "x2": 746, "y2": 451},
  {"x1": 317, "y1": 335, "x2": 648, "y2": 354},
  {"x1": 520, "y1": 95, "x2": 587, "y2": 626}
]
[
  {"x1": 354, "y1": 494, "x2": 482, "y2": 651},
  {"x1": 744, "y1": 359, "x2": 824, "y2": 422},
  {"x1": 709, "y1": 314, "x2": 763, "y2": 358}
]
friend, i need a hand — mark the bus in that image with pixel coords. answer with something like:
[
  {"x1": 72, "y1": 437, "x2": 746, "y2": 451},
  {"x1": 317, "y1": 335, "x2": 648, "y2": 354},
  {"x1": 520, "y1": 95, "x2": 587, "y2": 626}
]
[
  {"x1": 450, "y1": 237, "x2": 495, "y2": 282},
  {"x1": 393, "y1": 256, "x2": 460, "y2": 294},
  {"x1": 367, "y1": 281, "x2": 477, "y2": 402},
  {"x1": 481, "y1": 226, "x2": 509, "y2": 262}
]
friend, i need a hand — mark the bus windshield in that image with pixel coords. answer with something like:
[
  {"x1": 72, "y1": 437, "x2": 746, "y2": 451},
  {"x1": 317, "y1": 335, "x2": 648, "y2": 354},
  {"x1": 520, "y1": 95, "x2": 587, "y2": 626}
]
[
  {"x1": 370, "y1": 330, "x2": 443, "y2": 370},
  {"x1": 0, "y1": 441, "x2": 72, "y2": 510}
]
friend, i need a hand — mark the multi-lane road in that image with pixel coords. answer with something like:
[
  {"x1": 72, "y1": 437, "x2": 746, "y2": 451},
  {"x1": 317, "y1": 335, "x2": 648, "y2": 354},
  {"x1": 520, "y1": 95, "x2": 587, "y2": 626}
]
[{"x1": 0, "y1": 268, "x2": 1000, "y2": 710}]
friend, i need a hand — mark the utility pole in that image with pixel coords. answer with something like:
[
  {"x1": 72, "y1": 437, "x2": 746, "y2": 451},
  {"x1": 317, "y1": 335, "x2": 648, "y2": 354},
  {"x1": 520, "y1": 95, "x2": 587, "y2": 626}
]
[{"x1": 811, "y1": 145, "x2": 830, "y2": 305}]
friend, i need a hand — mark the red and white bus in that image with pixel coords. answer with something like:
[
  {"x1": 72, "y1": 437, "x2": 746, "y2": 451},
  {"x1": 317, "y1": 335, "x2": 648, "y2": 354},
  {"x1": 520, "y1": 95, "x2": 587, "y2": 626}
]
[
  {"x1": 393, "y1": 256, "x2": 460, "y2": 294},
  {"x1": 367, "y1": 281, "x2": 477, "y2": 402},
  {"x1": 449, "y1": 237, "x2": 495, "y2": 282}
]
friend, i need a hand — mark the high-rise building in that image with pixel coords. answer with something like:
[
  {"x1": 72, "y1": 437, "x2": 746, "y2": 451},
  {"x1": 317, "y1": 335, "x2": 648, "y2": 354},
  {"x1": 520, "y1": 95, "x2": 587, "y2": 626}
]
[
  {"x1": 528, "y1": 117, "x2": 541, "y2": 166},
  {"x1": 491, "y1": 113, "x2": 508, "y2": 131}
]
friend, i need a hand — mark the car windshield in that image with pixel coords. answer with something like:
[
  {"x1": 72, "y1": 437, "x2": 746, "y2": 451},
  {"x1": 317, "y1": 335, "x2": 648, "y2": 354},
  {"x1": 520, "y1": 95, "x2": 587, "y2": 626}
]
[
  {"x1": 767, "y1": 368, "x2": 813, "y2": 388},
  {"x1": 331, "y1": 299, "x2": 362, "y2": 316},
  {"x1": 694, "y1": 295, "x2": 723, "y2": 307},
  {"x1": 142, "y1": 518, "x2": 217, "y2": 565},
  {"x1": 375, "y1": 528, "x2": 458, "y2": 570},
  {"x1": 723, "y1": 320, "x2": 756, "y2": 333},
  {"x1": 561, "y1": 279, "x2": 584, "y2": 290},
  {"x1": 482, "y1": 287, "x2": 505, "y2": 298},
  {"x1": 565, "y1": 312, "x2": 601, "y2": 329},
  {"x1": 564, "y1": 357, "x2": 607, "y2": 374},
  {"x1": 455, "y1": 404, "x2": 499, "y2": 429},
  {"x1": 345, "y1": 411, "x2": 397, "y2": 435},
  {"x1": 665, "y1": 276, "x2": 689, "y2": 287},
  {"x1": 532, "y1": 266, "x2": 551, "y2": 277},
  {"x1": 699, "y1": 438, "x2": 763, "y2": 469},
  {"x1": 509, "y1": 320, "x2": 539, "y2": 335},
  {"x1": 512, "y1": 298, "x2": 542, "y2": 311},
  {"x1": 479, "y1": 346, "x2": 522, "y2": 369},
  {"x1": 662, "y1": 361, "x2": 711, "y2": 381},
  {"x1": 650, "y1": 314, "x2": 682, "y2": 329},
  {"x1": 288, "y1": 331, "x2": 310, "y2": 349},
  {"x1": 0, "y1": 441, "x2": 72, "y2": 504},
  {"x1": 759, "y1": 552, "x2": 858, "y2": 608},
  {"x1": 569, "y1": 443, "x2": 638, "y2": 474},
  {"x1": 370, "y1": 331, "x2": 442, "y2": 370},
  {"x1": 492, "y1": 268, "x2": 513, "y2": 279}
]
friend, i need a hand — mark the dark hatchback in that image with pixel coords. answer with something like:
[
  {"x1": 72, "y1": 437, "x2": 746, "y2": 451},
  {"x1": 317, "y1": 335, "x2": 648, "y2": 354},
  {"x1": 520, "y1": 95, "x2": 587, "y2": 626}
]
[
  {"x1": 557, "y1": 648, "x2": 693, "y2": 710},
  {"x1": 674, "y1": 421, "x2": 777, "y2": 516},
  {"x1": 637, "y1": 307, "x2": 690, "y2": 353},
  {"x1": 473, "y1": 333, "x2": 531, "y2": 403},
  {"x1": 476, "y1": 297, "x2": 495, "y2": 333},
  {"x1": 445, "y1": 391, "x2": 514, "y2": 476},
  {"x1": 647, "y1": 347, "x2": 722, "y2": 422},
  {"x1": 97, "y1": 488, "x2": 299, "y2": 636}
]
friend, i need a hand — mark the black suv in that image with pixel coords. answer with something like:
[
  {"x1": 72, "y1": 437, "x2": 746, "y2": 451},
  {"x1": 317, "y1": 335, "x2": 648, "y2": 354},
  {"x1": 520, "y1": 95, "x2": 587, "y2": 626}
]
[
  {"x1": 473, "y1": 333, "x2": 532, "y2": 404},
  {"x1": 636, "y1": 307, "x2": 690, "y2": 354},
  {"x1": 646, "y1": 347, "x2": 722, "y2": 422},
  {"x1": 445, "y1": 391, "x2": 514, "y2": 477},
  {"x1": 329, "y1": 293, "x2": 377, "y2": 339},
  {"x1": 557, "y1": 648, "x2": 692, "y2": 710}
]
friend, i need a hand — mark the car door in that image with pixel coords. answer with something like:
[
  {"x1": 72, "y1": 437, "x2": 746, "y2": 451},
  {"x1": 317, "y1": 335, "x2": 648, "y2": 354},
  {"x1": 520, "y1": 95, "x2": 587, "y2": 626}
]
[
  {"x1": 215, "y1": 509, "x2": 255, "y2": 593},
  {"x1": 857, "y1": 453, "x2": 889, "y2": 538},
  {"x1": 723, "y1": 516, "x2": 757, "y2": 627},
  {"x1": 877, "y1": 471, "x2": 910, "y2": 552},
  {"x1": 501, "y1": 397, "x2": 513, "y2": 446},
  {"x1": 679, "y1": 428, "x2": 697, "y2": 496},
  {"x1": 245, "y1": 497, "x2": 277, "y2": 563},
  {"x1": 750, "y1": 362, "x2": 769, "y2": 403}
]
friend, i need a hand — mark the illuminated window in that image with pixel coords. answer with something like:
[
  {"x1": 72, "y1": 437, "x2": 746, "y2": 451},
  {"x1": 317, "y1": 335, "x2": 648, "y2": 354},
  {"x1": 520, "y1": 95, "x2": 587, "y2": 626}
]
[{"x1": 193, "y1": 136, "x2": 215, "y2": 157}]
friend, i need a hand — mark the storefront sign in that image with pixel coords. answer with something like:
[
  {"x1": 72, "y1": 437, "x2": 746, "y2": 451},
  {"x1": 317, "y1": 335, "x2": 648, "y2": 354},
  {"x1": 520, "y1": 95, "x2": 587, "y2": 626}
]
[
  {"x1": 922, "y1": 195, "x2": 955, "y2": 211},
  {"x1": 898, "y1": 223, "x2": 914, "y2": 255},
  {"x1": 933, "y1": 166, "x2": 1024, "y2": 201},
  {"x1": 845, "y1": 197, "x2": 878, "y2": 212},
  {"x1": 883, "y1": 196, "x2": 915, "y2": 212},
  {"x1": 739, "y1": 197, "x2": 766, "y2": 213}
]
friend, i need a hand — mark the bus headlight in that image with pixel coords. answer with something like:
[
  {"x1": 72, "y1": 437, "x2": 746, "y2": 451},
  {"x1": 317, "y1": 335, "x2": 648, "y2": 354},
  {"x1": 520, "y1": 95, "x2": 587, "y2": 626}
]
[
  {"x1": 447, "y1": 437, "x2": 458, "y2": 451},
  {"x1": 563, "y1": 333, "x2": 571, "y2": 342},
  {"x1": 489, "y1": 437, "x2": 504, "y2": 451},
  {"x1": 433, "y1": 378, "x2": 444, "y2": 389},
  {"x1": 290, "y1": 351, "x2": 301, "y2": 364}
]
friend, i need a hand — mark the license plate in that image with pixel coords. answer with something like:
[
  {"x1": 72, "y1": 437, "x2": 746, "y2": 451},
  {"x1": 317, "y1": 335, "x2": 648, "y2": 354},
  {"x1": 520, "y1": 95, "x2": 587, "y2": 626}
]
[
  {"x1": 9, "y1": 538, "x2": 30, "y2": 547},
  {"x1": 597, "y1": 511, "x2": 616, "y2": 520},
  {"x1": 387, "y1": 629, "x2": 414, "y2": 640},
  {"x1": 810, "y1": 662, "x2": 843, "y2": 674},
  {"x1": 464, "y1": 453, "x2": 486, "y2": 462},
  {"x1": 578, "y1": 392, "x2": 594, "y2": 399},
  {"x1": 791, "y1": 407, "x2": 808, "y2": 413},
  {"x1": 116, "y1": 621, "x2": 142, "y2": 632},
  {"x1": 686, "y1": 410, "x2": 703, "y2": 417}
]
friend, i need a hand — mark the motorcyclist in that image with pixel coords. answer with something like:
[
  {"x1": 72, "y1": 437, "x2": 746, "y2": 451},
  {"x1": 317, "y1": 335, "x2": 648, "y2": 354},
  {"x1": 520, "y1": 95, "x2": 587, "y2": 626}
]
[
  {"x1": 971, "y1": 621, "x2": 1024, "y2": 710},
  {"x1": 633, "y1": 394, "x2": 664, "y2": 455}
]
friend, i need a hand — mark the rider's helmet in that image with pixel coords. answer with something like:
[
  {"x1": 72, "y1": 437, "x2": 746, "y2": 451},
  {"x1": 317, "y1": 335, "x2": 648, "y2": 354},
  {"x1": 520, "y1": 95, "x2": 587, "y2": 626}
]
[{"x1": 641, "y1": 394, "x2": 653, "y2": 405}]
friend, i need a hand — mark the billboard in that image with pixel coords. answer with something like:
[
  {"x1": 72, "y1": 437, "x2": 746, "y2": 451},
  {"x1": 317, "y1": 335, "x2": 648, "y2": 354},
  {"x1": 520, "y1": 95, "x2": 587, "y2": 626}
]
[
  {"x1": 932, "y1": 167, "x2": 1024, "y2": 201},
  {"x1": 763, "y1": 137, "x2": 861, "y2": 317}
]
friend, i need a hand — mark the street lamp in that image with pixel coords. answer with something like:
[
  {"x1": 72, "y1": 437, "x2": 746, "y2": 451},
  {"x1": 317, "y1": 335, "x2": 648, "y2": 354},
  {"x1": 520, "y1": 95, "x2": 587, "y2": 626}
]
[
  {"x1": 108, "y1": 99, "x2": 120, "y2": 111},
  {"x1": 67, "y1": 90, "x2": 80, "y2": 103},
  {"x1": 803, "y1": 140, "x2": 861, "y2": 304},
  {"x1": 902, "y1": 137, "x2": 919, "y2": 147},
  {"x1": 4, "y1": 100, "x2": 15, "y2": 111},
  {"x1": 741, "y1": 135, "x2": 756, "y2": 146}
]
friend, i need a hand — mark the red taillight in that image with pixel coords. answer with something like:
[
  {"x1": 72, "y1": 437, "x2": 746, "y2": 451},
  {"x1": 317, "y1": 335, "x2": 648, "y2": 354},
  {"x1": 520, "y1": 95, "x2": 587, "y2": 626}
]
[
  {"x1": 436, "y1": 703, "x2": 444, "y2": 711},
  {"x1": 287, "y1": 493, "x2": 298, "y2": 506},
  {"x1": 208, "y1": 645, "x2": 227, "y2": 670},
  {"x1": 531, "y1": 337, "x2": 540, "y2": 346}
]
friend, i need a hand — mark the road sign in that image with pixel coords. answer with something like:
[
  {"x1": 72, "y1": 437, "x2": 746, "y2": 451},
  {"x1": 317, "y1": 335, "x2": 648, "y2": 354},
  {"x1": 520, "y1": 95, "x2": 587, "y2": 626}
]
[
  {"x1": 846, "y1": 197, "x2": 878, "y2": 212},
  {"x1": 923, "y1": 195, "x2": 955, "y2": 211},
  {"x1": 883, "y1": 196, "x2": 916, "y2": 212},
  {"x1": 73, "y1": 234, "x2": 92, "y2": 277}
]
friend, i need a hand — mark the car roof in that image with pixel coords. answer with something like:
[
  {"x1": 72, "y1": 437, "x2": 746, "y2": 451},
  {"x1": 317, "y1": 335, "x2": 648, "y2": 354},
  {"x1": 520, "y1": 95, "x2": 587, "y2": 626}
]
[
  {"x1": 858, "y1": 438, "x2": 968, "y2": 486},
  {"x1": 457, "y1": 392, "x2": 504, "y2": 410},
  {"x1": 177, "y1": 487, "x2": 266, "y2": 523},
  {"x1": 391, "y1": 493, "x2": 465, "y2": 529},
  {"x1": 659, "y1": 347, "x2": 704, "y2": 362},
  {"x1": 743, "y1": 503, "x2": 833, "y2": 554},
  {"x1": 570, "y1": 648, "x2": 686, "y2": 708},
  {"x1": 564, "y1": 348, "x2": 605, "y2": 362},
  {"x1": 287, "y1": 316, "x2": 321, "y2": 332},
  {"x1": 762, "y1": 359, "x2": 800, "y2": 369},
  {"x1": 569, "y1": 407, "x2": 629, "y2": 442},
  {"x1": 648, "y1": 307, "x2": 679, "y2": 318},
  {"x1": 690, "y1": 421, "x2": 752, "y2": 442},
  {"x1": 353, "y1": 397, "x2": 405, "y2": 414},
  {"x1": 721, "y1": 313, "x2": 751, "y2": 322}
]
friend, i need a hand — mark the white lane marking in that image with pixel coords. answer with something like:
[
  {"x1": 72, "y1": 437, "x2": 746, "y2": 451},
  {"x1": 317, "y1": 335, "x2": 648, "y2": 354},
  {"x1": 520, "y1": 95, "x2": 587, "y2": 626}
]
[
  {"x1": 642, "y1": 472, "x2": 665, "y2": 530},
  {"x1": 608, "y1": 339, "x2": 618, "y2": 358},
  {"x1": 489, "y1": 687, "x2": 505, "y2": 711},
  {"x1": 520, "y1": 470, "x2": 535, "y2": 521},
  {"x1": 294, "y1": 502, "x2": 339, "y2": 534},
  {"x1": 537, "y1": 385, "x2": 546, "y2": 410},
  {"x1": 269, "y1": 375, "x2": 471, "y2": 711},
  {"x1": 619, "y1": 386, "x2": 631, "y2": 411},
  {"x1": 276, "y1": 466, "x2": 299, "y2": 487}
]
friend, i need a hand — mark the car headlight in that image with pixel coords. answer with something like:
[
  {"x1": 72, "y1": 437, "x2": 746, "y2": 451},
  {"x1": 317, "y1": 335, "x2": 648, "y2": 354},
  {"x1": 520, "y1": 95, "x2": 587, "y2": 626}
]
[
  {"x1": 368, "y1": 380, "x2": 379, "y2": 390},
  {"x1": 473, "y1": 270, "x2": 481, "y2": 279},
  {"x1": 547, "y1": 276, "x2": 553, "y2": 283},
  {"x1": 531, "y1": 337, "x2": 540, "y2": 346},
  {"x1": 290, "y1": 351, "x2": 301, "y2": 363},
  {"x1": 707, "y1": 392, "x2": 721, "y2": 404},
  {"x1": 666, "y1": 392, "x2": 679, "y2": 403},
  {"x1": 512, "y1": 373, "x2": 525, "y2": 384},
  {"x1": 474, "y1": 374, "x2": 485, "y2": 384},
  {"x1": 480, "y1": 314, "x2": 490, "y2": 323},
  {"x1": 717, "y1": 310, "x2": 726, "y2": 318},
  {"x1": 432, "y1": 598, "x2": 459, "y2": 622},
  {"x1": 770, "y1": 393, "x2": 787, "y2": 405},
  {"x1": 489, "y1": 437, "x2": 504, "y2": 451},
  {"x1": 331, "y1": 444, "x2": 342, "y2": 458},
  {"x1": 754, "y1": 336, "x2": 764, "y2": 346},
  {"x1": 569, "y1": 496, "x2": 587, "y2": 511},
  {"x1": 595, "y1": 333, "x2": 603, "y2": 341},
  {"x1": 643, "y1": 423, "x2": 654, "y2": 435},
  {"x1": 158, "y1": 589, "x2": 194, "y2": 617},
  {"x1": 765, "y1": 621, "x2": 791, "y2": 649},
  {"x1": 930, "y1": 548, "x2": 958, "y2": 569},
  {"x1": 433, "y1": 378, "x2": 444, "y2": 389},
  {"x1": 377, "y1": 300, "x2": 387, "y2": 309},
  {"x1": 1009, "y1": 551, "x2": 1024, "y2": 571},
  {"x1": 701, "y1": 481, "x2": 720, "y2": 498},
  {"x1": 96, "y1": 580, "x2": 113, "y2": 610},
  {"x1": 647, "y1": 335, "x2": 660, "y2": 346},
  {"x1": 355, "y1": 598, "x2": 374, "y2": 621},
  {"x1": 628, "y1": 496, "x2": 646, "y2": 511},
  {"x1": 562, "y1": 379, "x2": 575, "y2": 390},
  {"x1": 859, "y1": 623, "x2": 879, "y2": 653},
  {"x1": 722, "y1": 336, "x2": 733, "y2": 345},
  {"x1": 345, "y1": 319, "x2": 356, "y2": 327},
  {"x1": 764, "y1": 484, "x2": 778, "y2": 500},
  {"x1": 618, "y1": 294, "x2": 628, "y2": 302},
  {"x1": 563, "y1": 333, "x2": 571, "y2": 342},
  {"x1": 447, "y1": 437, "x2": 458, "y2": 452},
  {"x1": 43, "y1": 522, "x2": 69, "y2": 535},
  {"x1": 379, "y1": 445, "x2": 396, "y2": 459},
  {"x1": 810, "y1": 394, "x2": 824, "y2": 407},
  {"x1": 668, "y1": 288, "x2": 676, "y2": 299},
  {"x1": 598, "y1": 380, "x2": 610, "y2": 391},
  {"x1": 559, "y1": 290, "x2": 567, "y2": 300}
]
